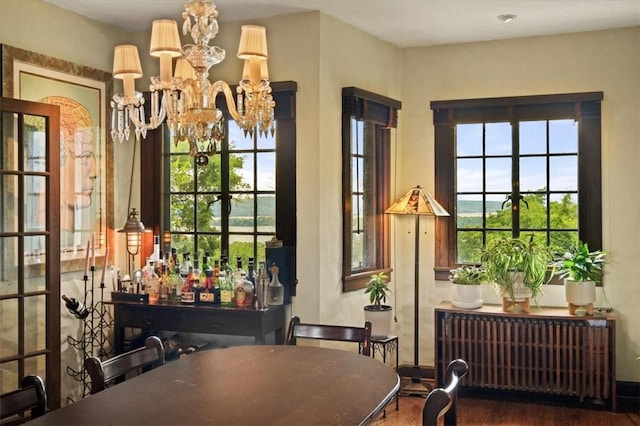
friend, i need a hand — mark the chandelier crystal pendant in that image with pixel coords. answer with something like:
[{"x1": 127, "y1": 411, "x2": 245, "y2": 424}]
[{"x1": 110, "y1": 0, "x2": 275, "y2": 166}]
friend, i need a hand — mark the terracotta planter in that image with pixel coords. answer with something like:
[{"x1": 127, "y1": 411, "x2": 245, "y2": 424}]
[
  {"x1": 564, "y1": 279, "x2": 596, "y2": 315},
  {"x1": 451, "y1": 284, "x2": 482, "y2": 309},
  {"x1": 364, "y1": 305, "x2": 393, "y2": 338}
]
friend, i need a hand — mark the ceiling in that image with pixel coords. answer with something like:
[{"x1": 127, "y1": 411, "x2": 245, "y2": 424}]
[{"x1": 43, "y1": 0, "x2": 640, "y2": 48}]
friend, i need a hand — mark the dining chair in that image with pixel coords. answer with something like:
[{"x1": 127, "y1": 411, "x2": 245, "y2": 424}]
[
  {"x1": 284, "y1": 316, "x2": 372, "y2": 356},
  {"x1": 0, "y1": 374, "x2": 47, "y2": 424},
  {"x1": 84, "y1": 335, "x2": 165, "y2": 394},
  {"x1": 422, "y1": 359, "x2": 468, "y2": 426}
]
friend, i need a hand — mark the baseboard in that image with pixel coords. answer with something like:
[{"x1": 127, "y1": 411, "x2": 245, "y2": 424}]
[{"x1": 617, "y1": 380, "x2": 640, "y2": 413}]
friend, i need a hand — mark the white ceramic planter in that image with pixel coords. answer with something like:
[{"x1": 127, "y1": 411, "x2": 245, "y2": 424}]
[
  {"x1": 497, "y1": 272, "x2": 532, "y2": 301},
  {"x1": 564, "y1": 279, "x2": 596, "y2": 306},
  {"x1": 364, "y1": 305, "x2": 393, "y2": 338},
  {"x1": 451, "y1": 284, "x2": 482, "y2": 309}
]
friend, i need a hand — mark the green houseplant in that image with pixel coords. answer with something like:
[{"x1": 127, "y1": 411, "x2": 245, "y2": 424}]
[
  {"x1": 364, "y1": 272, "x2": 393, "y2": 337},
  {"x1": 449, "y1": 265, "x2": 487, "y2": 309},
  {"x1": 481, "y1": 236, "x2": 553, "y2": 312},
  {"x1": 553, "y1": 241, "x2": 607, "y2": 315}
]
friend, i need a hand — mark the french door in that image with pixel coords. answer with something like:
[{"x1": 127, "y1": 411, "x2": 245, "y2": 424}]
[{"x1": 0, "y1": 97, "x2": 61, "y2": 408}]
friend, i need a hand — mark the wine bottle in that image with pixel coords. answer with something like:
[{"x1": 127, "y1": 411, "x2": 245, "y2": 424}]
[
  {"x1": 61, "y1": 294, "x2": 90, "y2": 319},
  {"x1": 268, "y1": 264, "x2": 284, "y2": 306}
]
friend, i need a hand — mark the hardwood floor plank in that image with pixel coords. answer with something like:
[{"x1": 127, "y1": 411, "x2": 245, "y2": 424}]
[{"x1": 374, "y1": 395, "x2": 637, "y2": 425}]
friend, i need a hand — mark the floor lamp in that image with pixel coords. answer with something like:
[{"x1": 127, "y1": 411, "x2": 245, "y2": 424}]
[{"x1": 385, "y1": 185, "x2": 449, "y2": 396}]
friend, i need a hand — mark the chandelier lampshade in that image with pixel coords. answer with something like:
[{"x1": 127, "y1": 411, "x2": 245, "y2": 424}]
[{"x1": 110, "y1": 0, "x2": 276, "y2": 166}]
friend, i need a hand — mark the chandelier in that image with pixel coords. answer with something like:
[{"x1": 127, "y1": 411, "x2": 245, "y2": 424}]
[{"x1": 110, "y1": 0, "x2": 275, "y2": 166}]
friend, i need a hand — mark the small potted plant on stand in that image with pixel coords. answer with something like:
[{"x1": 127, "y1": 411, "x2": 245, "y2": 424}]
[
  {"x1": 364, "y1": 272, "x2": 393, "y2": 338},
  {"x1": 449, "y1": 265, "x2": 488, "y2": 309},
  {"x1": 481, "y1": 236, "x2": 553, "y2": 313},
  {"x1": 553, "y1": 241, "x2": 607, "y2": 316}
]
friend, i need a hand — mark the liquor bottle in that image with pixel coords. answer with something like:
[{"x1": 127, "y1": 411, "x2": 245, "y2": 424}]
[
  {"x1": 232, "y1": 257, "x2": 245, "y2": 286},
  {"x1": 190, "y1": 260, "x2": 202, "y2": 303},
  {"x1": 268, "y1": 263, "x2": 284, "y2": 306},
  {"x1": 219, "y1": 262, "x2": 234, "y2": 307},
  {"x1": 158, "y1": 264, "x2": 170, "y2": 300},
  {"x1": 61, "y1": 294, "x2": 90, "y2": 319},
  {"x1": 212, "y1": 259, "x2": 221, "y2": 306},
  {"x1": 256, "y1": 262, "x2": 269, "y2": 310},
  {"x1": 180, "y1": 253, "x2": 195, "y2": 304},
  {"x1": 247, "y1": 257, "x2": 256, "y2": 300},
  {"x1": 200, "y1": 254, "x2": 215, "y2": 303},
  {"x1": 144, "y1": 261, "x2": 160, "y2": 302},
  {"x1": 233, "y1": 261, "x2": 254, "y2": 308}
]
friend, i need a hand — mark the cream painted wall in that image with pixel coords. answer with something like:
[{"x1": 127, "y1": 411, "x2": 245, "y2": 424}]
[
  {"x1": 1, "y1": 0, "x2": 638, "y2": 403},
  {"x1": 400, "y1": 27, "x2": 640, "y2": 381}
]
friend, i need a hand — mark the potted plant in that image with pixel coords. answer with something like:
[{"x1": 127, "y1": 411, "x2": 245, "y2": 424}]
[
  {"x1": 448, "y1": 265, "x2": 487, "y2": 309},
  {"x1": 364, "y1": 272, "x2": 393, "y2": 338},
  {"x1": 481, "y1": 236, "x2": 553, "y2": 313},
  {"x1": 553, "y1": 241, "x2": 607, "y2": 315}
]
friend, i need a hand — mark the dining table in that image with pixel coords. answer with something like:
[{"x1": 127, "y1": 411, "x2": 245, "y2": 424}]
[{"x1": 30, "y1": 345, "x2": 400, "y2": 425}]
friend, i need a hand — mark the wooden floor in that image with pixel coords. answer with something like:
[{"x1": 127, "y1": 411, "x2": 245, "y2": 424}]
[{"x1": 373, "y1": 395, "x2": 640, "y2": 426}]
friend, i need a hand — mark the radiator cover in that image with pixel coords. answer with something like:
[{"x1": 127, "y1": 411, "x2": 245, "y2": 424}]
[{"x1": 435, "y1": 302, "x2": 616, "y2": 410}]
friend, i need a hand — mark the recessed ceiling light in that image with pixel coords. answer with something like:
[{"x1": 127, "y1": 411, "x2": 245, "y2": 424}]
[{"x1": 497, "y1": 14, "x2": 516, "y2": 23}]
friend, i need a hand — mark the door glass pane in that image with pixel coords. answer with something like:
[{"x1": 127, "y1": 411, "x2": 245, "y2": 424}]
[
  {"x1": 23, "y1": 115, "x2": 47, "y2": 172},
  {"x1": 24, "y1": 354, "x2": 47, "y2": 383},
  {"x1": 24, "y1": 295, "x2": 46, "y2": 353},
  {"x1": 0, "y1": 175, "x2": 19, "y2": 233},
  {"x1": 0, "y1": 236, "x2": 19, "y2": 295},
  {"x1": 256, "y1": 152, "x2": 275, "y2": 191},
  {"x1": 0, "y1": 360, "x2": 18, "y2": 395},
  {"x1": 485, "y1": 122, "x2": 511, "y2": 156},
  {"x1": 24, "y1": 175, "x2": 47, "y2": 232},
  {"x1": 1, "y1": 112, "x2": 19, "y2": 171},
  {"x1": 520, "y1": 121, "x2": 547, "y2": 155},
  {"x1": 520, "y1": 157, "x2": 547, "y2": 191},
  {"x1": 25, "y1": 235, "x2": 46, "y2": 292},
  {"x1": 0, "y1": 298, "x2": 18, "y2": 356}
]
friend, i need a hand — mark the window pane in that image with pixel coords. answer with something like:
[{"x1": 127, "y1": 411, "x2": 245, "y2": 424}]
[
  {"x1": 352, "y1": 194, "x2": 363, "y2": 232},
  {"x1": 520, "y1": 121, "x2": 547, "y2": 155},
  {"x1": 230, "y1": 195, "x2": 255, "y2": 232},
  {"x1": 352, "y1": 157, "x2": 363, "y2": 193},
  {"x1": 197, "y1": 234, "x2": 221, "y2": 261},
  {"x1": 485, "y1": 122, "x2": 511, "y2": 156},
  {"x1": 457, "y1": 158, "x2": 483, "y2": 192},
  {"x1": 170, "y1": 155, "x2": 195, "y2": 192},
  {"x1": 485, "y1": 158, "x2": 512, "y2": 192},
  {"x1": 550, "y1": 193, "x2": 578, "y2": 229},
  {"x1": 520, "y1": 157, "x2": 547, "y2": 191},
  {"x1": 1, "y1": 175, "x2": 19, "y2": 233},
  {"x1": 256, "y1": 152, "x2": 275, "y2": 191},
  {"x1": 520, "y1": 194, "x2": 547, "y2": 230},
  {"x1": 352, "y1": 119, "x2": 363, "y2": 154},
  {"x1": 256, "y1": 235, "x2": 273, "y2": 263},
  {"x1": 550, "y1": 119, "x2": 577, "y2": 153},
  {"x1": 550, "y1": 231, "x2": 578, "y2": 253},
  {"x1": 172, "y1": 234, "x2": 194, "y2": 258},
  {"x1": 229, "y1": 234, "x2": 254, "y2": 265},
  {"x1": 456, "y1": 124, "x2": 483, "y2": 156},
  {"x1": 486, "y1": 194, "x2": 511, "y2": 230},
  {"x1": 234, "y1": 152, "x2": 254, "y2": 191},
  {"x1": 196, "y1": 194, "x2": 219, "y2": 232},
  {"x1": 196, "y1": 156, "x2": 221, "y2": 192},
  {"x1": 170, "y1": 194, "x2": 194, "y2": 232},
  {"x1": 257, "y1": 194, "x2": 275, "y2": 233},
  {"x1": 550, "y1": 156, "x2": 577, "y2": 191},
  {"x1": 257, "y1": 126, "x2": 275, "y2": 150},
  {"x1": 0, "y1": 361, "x2": 18, "y2": 395},
  {"x1": 24, "y1": 295, "x2": 46, "y2": 353},
  {"x1": 456, "y1": 231, "x2": 483, "y2": 263},
  {"x1": 170, "y1": 137, "x2": 191, "y2": 154},
  {"x1": 229, "y1": 121, "x2": 253, "y2": 150},
  {"x1": 457, "y1": 194, "x2": 482, "y2": 230}
]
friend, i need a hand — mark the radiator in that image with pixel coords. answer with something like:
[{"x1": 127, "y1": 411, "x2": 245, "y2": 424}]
[{"x1": 435, "y1": 303, "x2": 616, "y2": 410}]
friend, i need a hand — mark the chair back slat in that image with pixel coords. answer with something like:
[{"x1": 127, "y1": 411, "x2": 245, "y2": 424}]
[
  {"x1": 0, "y1": 375, "x2": 47, "y2": 421},
  {"x1": 85, "y1": 336, "x2": 165, "y2": 394},
  {"x1": 422, "y1": 359, "x2": 468, "y2": 426},
  {"x1": 285, "y1": 316, "x2": 372, "y2": 356}
]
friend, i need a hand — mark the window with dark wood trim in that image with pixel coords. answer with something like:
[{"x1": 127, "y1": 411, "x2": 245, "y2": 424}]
[
  {"x1": 342, "y1": 87, "x2": 401, "y2": 292},
  {"x1": 430, "y1": 92, "x2": 603, "y2": 281}
]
